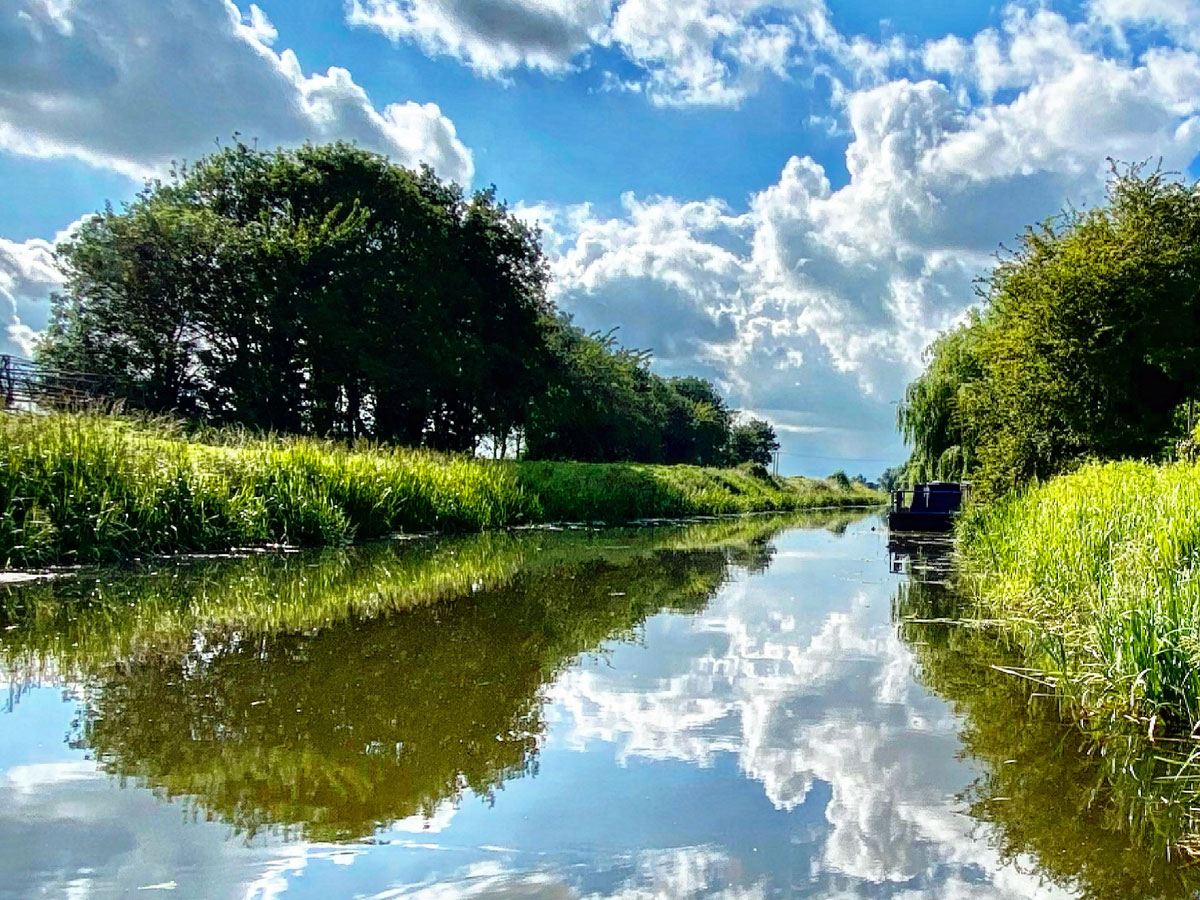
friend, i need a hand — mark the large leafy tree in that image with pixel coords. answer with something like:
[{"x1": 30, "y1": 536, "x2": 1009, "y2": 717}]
[
  {"x1": 41, "y1": 198, "x2": 237, "y2": 416},
  {"x1": 727, "y1": 417, "x2": 780, "y2": 467},
  {"x1": 897, "y1": 317, "x2": 985, "y2": 484},
  {"x1": 41, "y1": 142, "x2": 551, "y2": 448},
  {"x1": 898, "y1": 165, "x2": 1200, "y2": 494}
]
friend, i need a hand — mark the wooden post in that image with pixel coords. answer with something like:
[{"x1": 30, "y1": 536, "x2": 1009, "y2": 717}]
[{"x1": 1, "y1": 355, "x2": 12, "y2": 409}]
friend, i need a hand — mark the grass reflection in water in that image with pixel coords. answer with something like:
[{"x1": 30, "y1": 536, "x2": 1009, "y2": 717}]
[
  {"x1": 1, "y1": 513, "x2": 859, "y2": 843},
  {"x1": 895, "y1": 566, "x2": 1200, "y2": 900}
]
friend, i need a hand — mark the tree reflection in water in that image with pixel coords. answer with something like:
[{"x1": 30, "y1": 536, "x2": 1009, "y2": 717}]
[
  {"x1": 893, "y1": 538, "x2": 1200, "y2": 900},
  {"x1": 2, "y1": 514, "x2": 848, "y2": 842}
]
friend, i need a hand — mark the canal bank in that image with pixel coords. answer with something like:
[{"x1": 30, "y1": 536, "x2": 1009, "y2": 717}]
[
  {"x1": 0, "y1": 412, "x2": 881, "y2": 567},
  {"x1": 955, "y1": 458, "x2": 1200, "y2": 732}
]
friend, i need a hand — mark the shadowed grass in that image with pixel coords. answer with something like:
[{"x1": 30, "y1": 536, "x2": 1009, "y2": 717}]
[{"x1": 0, "y1": 412, "x2": 882, "y2": 566}]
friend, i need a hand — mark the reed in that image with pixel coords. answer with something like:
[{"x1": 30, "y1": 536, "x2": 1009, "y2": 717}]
[
  {"x1": 899, "y1": 590, "x2": 1200, "y2": 890},
  {"x1": 0, "y1": 412, "x2": 881, "y2": 566},
  {"x1": 957, "y1": 459, "x2": 1200, "y2": 729}
]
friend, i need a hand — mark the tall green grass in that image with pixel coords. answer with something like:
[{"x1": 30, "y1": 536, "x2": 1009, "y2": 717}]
[
  {"x1": 958, "y1": 459, "x2": 1200, "y2": 729},
  {"x1": 0, "y1": 412, "x2": 881, "y2": 566},
  {"x1": 514, "y1": 460, "x2": 878, "y2": 522}
]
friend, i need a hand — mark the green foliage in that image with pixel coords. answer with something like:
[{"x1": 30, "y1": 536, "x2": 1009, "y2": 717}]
[
  {"x1": 827, "y1": 469, "x2": 851, "y2": 489},
  {"x1": 36, "y1": 140, "x2": 773, "y2": 469},
  {"x1": 41, "y1": 141, "x2": 552, "y2": 450},
  {"x1": 957, "y1": 458, "x2": 1200, "y2": 729},
  {"x1": 516, "y1": 460, "x2": 878, "y2": 522},
  {"x1": 727, "y1": 417, "x2": 779, "y2": 467},
  {"x1": 899, "y1": 165, "x2": 1200, "y2": 493},
  {"x1": 898, "y1": 319, "x2": 983, "y2": 484},
  {"x1": 521, "y1": 319, "x2": 760, "y2": 465},
  {"x1": 0, "y1": 412, "x2": 883, "y2": 566},
  {"x1": 878, "y1": 465, "x2": 905, "y2": 491}
]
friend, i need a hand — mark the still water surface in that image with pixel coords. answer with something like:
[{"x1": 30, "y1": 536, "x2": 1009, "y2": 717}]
[{"x1": 0, "y1": 513, "x2": 1194, "y2": 899}]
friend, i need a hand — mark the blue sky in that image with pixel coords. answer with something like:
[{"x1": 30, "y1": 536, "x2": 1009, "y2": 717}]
[{"x1": 2, "y1": 0, "x2": 1199, "y2": 474}]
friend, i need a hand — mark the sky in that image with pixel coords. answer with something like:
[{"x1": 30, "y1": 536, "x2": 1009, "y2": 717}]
[{"x1": 2, "y1": 0, "x2": 1200, "y2": 475}]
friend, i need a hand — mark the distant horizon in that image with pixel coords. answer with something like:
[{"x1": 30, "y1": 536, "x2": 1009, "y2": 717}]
[{"x1": 5, "y1": 0, "x2": 1200, "y2": 476}]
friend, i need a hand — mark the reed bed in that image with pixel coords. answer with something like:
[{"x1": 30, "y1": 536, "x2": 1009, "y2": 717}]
[
  {"x1": 958, "y1": 459, "x2": 1200, "y2": 729},
  {"x1": 0, "y1": 412, "x2": 880, "y2": 566}
]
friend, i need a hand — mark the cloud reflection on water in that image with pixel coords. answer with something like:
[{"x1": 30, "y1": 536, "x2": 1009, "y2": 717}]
[{"x1": 548, "y1": 528, "x2": 1074, "y2": 897}]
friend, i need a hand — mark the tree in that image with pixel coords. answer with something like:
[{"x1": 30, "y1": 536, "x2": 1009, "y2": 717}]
[
  {"x1": 897, "y1": 316, "x2": 985, "y2": 484},
  {"x1": 41, "y1": 199, "x2": 236, "y2": 415},
  {"x1": 665, "y1": 376, "x2": 733, "y2": 465},
  {"x1": 41, "y1": 141, "x2": 551, "y2": 448},
  {"x1": 40, "y1": 139, "x2": 765, "y2": 468},
  {"x1": 524, "y1": 321, "x2": 664, "y2": 462},
  {"x1": 898, "y1": 164, "x2": 1200, "y2": 495},
  {"x1": 727, "y1": 418, "x2": 779, "y2": 467},
  {"x1": 878, "y1": 466, "x2": 905, "y2": 491}
]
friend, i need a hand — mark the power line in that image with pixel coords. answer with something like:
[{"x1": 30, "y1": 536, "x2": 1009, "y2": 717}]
[{"x1": 776, "y1": 451, "x2": 898, "y2": 463}]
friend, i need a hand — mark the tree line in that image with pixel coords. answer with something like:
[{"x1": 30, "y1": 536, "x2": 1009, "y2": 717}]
[
  {"x1": 38, "y1": 141, "x2": 779, "y2": 467},
  {"x1": 896, "y1": 165, "x2": 1200, "y2": 495}
]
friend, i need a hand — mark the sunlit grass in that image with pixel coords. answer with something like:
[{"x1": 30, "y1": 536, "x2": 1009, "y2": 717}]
[
  {"x1": 0, "y1": 412, "x2": 882, "y2": 566},
  {"x1": 957, "y1": 459, "x2": 1200, "y2": 729}
]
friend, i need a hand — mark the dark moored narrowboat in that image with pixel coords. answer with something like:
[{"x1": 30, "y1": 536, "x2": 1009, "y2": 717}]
[{"x1": 887, "y1": 482, "x2": 968, "y2": 533}]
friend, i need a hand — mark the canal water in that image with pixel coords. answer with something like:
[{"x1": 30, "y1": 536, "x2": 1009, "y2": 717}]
[{"x1": 0, "y1": 512, "x2": 1194, "y2": 899}]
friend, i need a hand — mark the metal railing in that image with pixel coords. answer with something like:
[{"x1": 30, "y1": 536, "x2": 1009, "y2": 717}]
[{"x1": 1, "y1": 354, "x2": 113, "y2": 410}]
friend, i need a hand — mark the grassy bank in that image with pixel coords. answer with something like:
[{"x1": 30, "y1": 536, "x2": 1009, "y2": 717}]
[
  {"x1": 957, "y1": 459, "x2": 1200, "y2": 729},
  {"x1": 0, "y1": 413, "x2": 881, "y2": 566}
]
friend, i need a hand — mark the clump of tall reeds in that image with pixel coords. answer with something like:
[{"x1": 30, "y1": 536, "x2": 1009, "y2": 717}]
[
  {"x1": 0, "y1": 413, "x2": 536, "y2": 565},
  {"x1": 957, "y1": 459, "x2": 1200, "y2": 729},
  {"x1": 513, "y1": 461, "x2": 878, "y2": 522},
  {"x1": 0, "y1": 413, "x2": 882, "y2": 566}
]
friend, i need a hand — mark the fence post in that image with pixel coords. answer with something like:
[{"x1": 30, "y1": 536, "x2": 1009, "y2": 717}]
[{"x1": 1, "y1": 355, "x2": 12, "y2": 410}]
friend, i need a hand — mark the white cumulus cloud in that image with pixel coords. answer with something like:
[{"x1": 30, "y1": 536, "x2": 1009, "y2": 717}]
[
  {"x1": 0, "y1": 0, "x2": 473, "y2": 182},
  {"x1": 0, "y1": 222, "x2": 76, "y2": 358},
  {"x1": 346, "y1": 0, "x2": 613, "y2": 76},
  {"x1": 521, "y1": 3, "x2": 1200, "y2": 467},
  {"x1": 349, "y1": 0, "x2": 890, "y2": 108}
]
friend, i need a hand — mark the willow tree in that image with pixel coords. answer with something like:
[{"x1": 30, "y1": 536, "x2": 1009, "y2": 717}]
[{"x1": 898, "y1": 317, "x2": 985, "y2": 484}]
